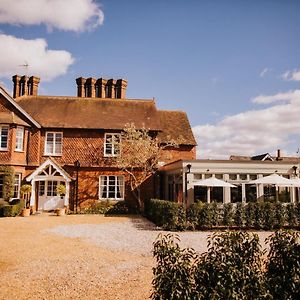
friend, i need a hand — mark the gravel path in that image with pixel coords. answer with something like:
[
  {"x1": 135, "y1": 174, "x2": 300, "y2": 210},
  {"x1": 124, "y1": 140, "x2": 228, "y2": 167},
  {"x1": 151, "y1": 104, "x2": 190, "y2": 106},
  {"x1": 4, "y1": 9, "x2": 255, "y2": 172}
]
[
  {"x1": 47, "y1": 217, "x2": 272, "y2": 255},
  {"x1": 0, "y1": 215, "x2": 273, "y2": 300}
]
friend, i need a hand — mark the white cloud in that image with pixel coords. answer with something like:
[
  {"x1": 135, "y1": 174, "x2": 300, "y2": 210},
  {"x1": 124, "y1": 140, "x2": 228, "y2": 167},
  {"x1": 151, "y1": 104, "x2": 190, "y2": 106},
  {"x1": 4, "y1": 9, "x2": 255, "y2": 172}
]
[
  {"x1": 259, "y1": 67, "x2": 269, "y2": 78},
  {"x1": 0, "y1": 34, "x2": 74, "y2": 81},
  {"x1": 0, "y1": 0, "x2": 104, "y2": 32},
  {"x1": 282, "y1": 70, "x2": 300, "y2": 81},
  {"x1": 193, "y1": 90, "x2": 300, "y2": 159}
]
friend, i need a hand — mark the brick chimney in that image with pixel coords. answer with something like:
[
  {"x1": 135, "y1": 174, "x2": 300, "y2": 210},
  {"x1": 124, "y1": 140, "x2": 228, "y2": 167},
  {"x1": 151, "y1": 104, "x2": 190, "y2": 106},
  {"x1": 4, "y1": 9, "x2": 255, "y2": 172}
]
[
  {"x1": 115, "y1": 79, "x2": 128, "y2": 99},
  {"x1": 76, "y1": 76, "x2": 127, "y2": 99},
  {"x1": 12, "y1": 75, "x2": 40, "y2": 98}
]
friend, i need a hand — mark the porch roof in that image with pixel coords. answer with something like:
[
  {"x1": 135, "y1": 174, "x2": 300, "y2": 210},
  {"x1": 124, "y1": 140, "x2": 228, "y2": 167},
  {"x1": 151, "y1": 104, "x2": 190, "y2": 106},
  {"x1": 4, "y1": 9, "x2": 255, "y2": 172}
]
[{"x1": 26, "y1": 157, "x2": 72, "y2": 182}]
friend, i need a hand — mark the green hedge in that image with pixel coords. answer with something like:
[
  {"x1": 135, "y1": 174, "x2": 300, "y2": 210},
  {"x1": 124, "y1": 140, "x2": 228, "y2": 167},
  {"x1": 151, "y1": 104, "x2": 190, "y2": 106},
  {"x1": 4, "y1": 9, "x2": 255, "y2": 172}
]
[
  {"x1": 152, "y1": 230, "x2": 300, "y2": 300},
  {"x1": 145, "y1": 199, "x2": 187, "y2": 231},
  {"x1": 145, "y1": 199, "x2": 300, "y2": 231},
  {"x1": 0, "y1": 199, "x2": 25, "y2": 217}
]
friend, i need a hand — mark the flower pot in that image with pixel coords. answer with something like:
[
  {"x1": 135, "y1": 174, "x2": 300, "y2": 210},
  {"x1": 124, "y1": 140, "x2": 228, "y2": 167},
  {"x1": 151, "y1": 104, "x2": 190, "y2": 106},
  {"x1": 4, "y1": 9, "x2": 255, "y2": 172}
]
[
  {"x1": 55, "y1": 208, "x2": 66, "y2": 216},
  {"x1": 21, "y1": 208, "x2": 31, "y2": 217}
]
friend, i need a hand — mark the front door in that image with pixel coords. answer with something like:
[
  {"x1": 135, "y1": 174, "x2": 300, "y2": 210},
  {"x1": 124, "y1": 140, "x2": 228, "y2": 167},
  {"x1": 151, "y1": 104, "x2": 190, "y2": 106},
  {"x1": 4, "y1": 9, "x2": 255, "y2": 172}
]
[{"x1": 37, "y1": 180, "x2": 64, "y2": 211}]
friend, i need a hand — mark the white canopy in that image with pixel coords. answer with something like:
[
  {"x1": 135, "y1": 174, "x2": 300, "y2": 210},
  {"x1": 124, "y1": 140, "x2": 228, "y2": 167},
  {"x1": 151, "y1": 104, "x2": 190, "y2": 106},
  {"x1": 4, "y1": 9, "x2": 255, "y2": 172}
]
[
  {"x1": 249, "y1": 173, "x2": 293, "y2": 186},
  {"x1": 193, "y1": 177, "x2": 236, "y2": 188},
  {"x1": 193, "y1": 177, "x2": 236, "y2": 203}
]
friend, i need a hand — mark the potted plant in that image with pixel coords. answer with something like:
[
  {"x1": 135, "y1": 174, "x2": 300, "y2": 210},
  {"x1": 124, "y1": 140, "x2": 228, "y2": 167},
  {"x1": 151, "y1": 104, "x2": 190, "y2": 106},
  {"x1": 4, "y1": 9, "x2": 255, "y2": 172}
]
[
  {"x1": 56, "y1": 184, "x2": 66, "y2": 199},
  {"x1": 20, "y1": 184, "x2": 32, "y2": 217}
]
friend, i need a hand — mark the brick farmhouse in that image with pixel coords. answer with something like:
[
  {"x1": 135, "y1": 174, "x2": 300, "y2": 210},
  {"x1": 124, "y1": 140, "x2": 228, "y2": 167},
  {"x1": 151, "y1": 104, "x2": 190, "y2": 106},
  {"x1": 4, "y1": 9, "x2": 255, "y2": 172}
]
[{"x1": 0, "y1": 75, "x2": 196, "y2": 211}]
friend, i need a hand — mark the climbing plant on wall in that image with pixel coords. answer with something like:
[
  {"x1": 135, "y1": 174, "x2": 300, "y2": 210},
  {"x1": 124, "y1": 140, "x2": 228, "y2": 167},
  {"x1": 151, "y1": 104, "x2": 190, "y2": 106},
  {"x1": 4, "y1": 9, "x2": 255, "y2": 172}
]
[{"x1": 0, "y1": 165, "x2": 15, "y2": 201}]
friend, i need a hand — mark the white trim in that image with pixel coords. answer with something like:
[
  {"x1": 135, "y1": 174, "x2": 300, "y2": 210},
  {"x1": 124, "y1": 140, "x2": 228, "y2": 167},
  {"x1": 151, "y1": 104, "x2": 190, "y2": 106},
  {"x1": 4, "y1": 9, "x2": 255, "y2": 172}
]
[
  {"x1": 15, "y1": 126, "x2": 24, "y2": 151},
  {"x1": 26, "y1": 158, "x2": 72, "y2": 182},
  {"x1": 0, "y1": 85, "x2": 41, "y2": 128},
  {"x1": 104, "y1": 133, "x2": 120, "y2": 157},
  {"x1": 44, "y1": 131, "x2": 63, "y2": 156},
  {"x1": 98, "y1": 175, "x2": 124, "y2": 200},
  {"x1": 0, "y1": 125, "x2": 9, "y2": 151}
]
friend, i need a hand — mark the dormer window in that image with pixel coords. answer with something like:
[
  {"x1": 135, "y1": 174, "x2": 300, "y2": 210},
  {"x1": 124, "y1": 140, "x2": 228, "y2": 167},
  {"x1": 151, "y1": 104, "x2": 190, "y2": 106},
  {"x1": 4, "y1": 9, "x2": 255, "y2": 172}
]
[
  {"x1": 15, "y1": 126, "x2": 24, "y2": 151},
  {"x1": 45, "y1": 132, "x2": 62, "y2": 156},
  {"x1": 104, "y1": 133, "x2": 120, "y2": 157},
  {"x1": 0, "y1": 125, "x2": 9, "y2": 151}
]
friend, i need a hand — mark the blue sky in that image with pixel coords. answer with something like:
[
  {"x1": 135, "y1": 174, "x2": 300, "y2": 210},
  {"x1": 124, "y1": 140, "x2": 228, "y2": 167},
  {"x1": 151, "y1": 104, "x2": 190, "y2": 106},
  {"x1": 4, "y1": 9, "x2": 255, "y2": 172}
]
[{"x1": 0, "y1": 0, "x2": 300, "y2": 158}]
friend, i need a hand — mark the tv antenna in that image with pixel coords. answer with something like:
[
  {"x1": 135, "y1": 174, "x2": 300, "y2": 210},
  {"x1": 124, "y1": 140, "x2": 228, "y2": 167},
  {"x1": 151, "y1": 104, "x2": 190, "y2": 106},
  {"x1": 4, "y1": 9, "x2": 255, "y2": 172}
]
[{"x1": 19, "y1": 61, "x2": 29, "y2": 75}]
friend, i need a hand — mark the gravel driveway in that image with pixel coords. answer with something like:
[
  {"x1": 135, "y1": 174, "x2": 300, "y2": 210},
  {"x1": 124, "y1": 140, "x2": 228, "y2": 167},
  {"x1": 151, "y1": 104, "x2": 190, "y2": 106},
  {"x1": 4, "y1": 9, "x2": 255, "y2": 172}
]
[{"x1": 0, "y1": 214, "x2": 273, "y2": 300}]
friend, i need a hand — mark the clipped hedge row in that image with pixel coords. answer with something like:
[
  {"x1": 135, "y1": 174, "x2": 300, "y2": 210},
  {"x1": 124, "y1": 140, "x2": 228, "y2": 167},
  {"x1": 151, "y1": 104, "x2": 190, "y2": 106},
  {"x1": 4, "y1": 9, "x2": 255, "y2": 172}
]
[
  {"x1": 145, "y1": 199, "x2": 187, "y2": 230},
  {"x1": 152, "y1": 230, "x2": 300, "y2": 300},
  {"x1": 145, "y1": 199, "x2": 300, "y2": 231},
  {"x1": 0, "y1": 199, "x2": 25, "y2": 217}
]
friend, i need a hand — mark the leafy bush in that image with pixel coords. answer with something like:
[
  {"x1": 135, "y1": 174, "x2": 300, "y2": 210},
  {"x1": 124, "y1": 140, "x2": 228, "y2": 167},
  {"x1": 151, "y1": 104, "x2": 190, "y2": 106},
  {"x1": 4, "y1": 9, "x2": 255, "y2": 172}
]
[
  {"x1": 152, "y1": 234, "x2": 196, "y2": 300},
  {"x1": 152, "y1": 231, "x2": 268, "y2": 300},
  {"x1": 266, "y1": 230, "x2": 300, "y2": 300},
  {"x1": 262, "y1": 202, "x2": 275, "y2": 230},
  {"x1": 194, "y1": 231, "x2": 266, "y2": 299},
  {"x1": 82, "y1": 200, "x2": 114, "y2": 214},
  {"x1": 105, "y1": 200, "x2": 131, "y2": 215},
  {"x1": 234, "y1": 202, "x2": 245, "y2": 228},
  {"x1": 0, "y1": 199, "x2": 24, "y2": 217},
  {"x1": 273, "y1": 202, "x2": 285, "y2": 228},
  {"x1": 0, "y1": 165, "x2": 15, "y2": 201},
  {"x1": 223, "y1": 203, "x2": 234, "y2": 227},
  {"x1": 245, "y1": 202, "x2": 255, "y2": 228},
  {"x1": 286, "y1": 203, "x2": 297, "y2": 227},
  {"x1": 145, "y1": 199, "x2": 186, "y2": 231}
]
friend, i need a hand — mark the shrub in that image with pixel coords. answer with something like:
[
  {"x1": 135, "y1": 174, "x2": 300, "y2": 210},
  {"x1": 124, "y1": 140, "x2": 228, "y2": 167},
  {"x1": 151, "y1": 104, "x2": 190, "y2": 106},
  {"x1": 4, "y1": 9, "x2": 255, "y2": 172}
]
[
  {"x1": 234, "y1": 202, "x2": 245, "y2": 228},
  {"x1": 210, "y1": 202, "x2": 220, "y2": 226},
  {"x1": 105, "y1": 200, "x2": 131, "y2": 215},
  {"x1": 0, "y1": 165, "x2": 15, "y2": 201},
  {"x1": 266, "y1": 230, "x2": 300, "y2": 300},
  {"x1": 194, "y1": 231, "x2": 267, "y2": 299},
  {"x1": 83, "y1": 200, "x2": 114, "y2": 214},
  {"x1": 0, "y1": 199, "x2": 24, "y2": 217},
  {"x1": 152, "y1": 234, "x2": 196, "y2": 300},
  {"x1": 262, "y1": 202, "x2": 275, "y2": 230},
  {"x1": 273, "y1": 202, "x2": 285, "y2": 228},
  {"x1": 286, "y1": 203, "x2": 297, "y2": 227},
  {"x1": 253, "y1": 202, "x2": 265, "y2": 229},
  {"x1": 223, "y1": 203, "x2": 234, "y2": 227},
  {"x1": 145, "y1": 199, "x2": 187, "y2": 231},
  {"x1": 152, "y1": 232, "x2": 268, "y2": 300},
  {"x1": 245, "y1": 202, "x2": 255, "y2": 228},
  {"x1": 194, "y1": 203, "x2": 214, "y2": 229}
]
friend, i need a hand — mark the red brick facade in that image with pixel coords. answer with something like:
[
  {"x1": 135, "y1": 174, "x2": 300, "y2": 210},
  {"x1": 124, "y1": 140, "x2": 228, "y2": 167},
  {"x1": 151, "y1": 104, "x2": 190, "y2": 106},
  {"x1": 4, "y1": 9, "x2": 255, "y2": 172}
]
[{"x1": 0, "y1": 76, "x2": 196, "y2": 210}]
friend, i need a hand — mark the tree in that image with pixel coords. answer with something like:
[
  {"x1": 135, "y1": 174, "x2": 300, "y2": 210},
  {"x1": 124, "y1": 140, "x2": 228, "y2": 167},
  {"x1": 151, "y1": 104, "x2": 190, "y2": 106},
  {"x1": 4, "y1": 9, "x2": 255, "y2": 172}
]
[{"x1": 115, "y1": 123, "x2": 179, "y2": 210}]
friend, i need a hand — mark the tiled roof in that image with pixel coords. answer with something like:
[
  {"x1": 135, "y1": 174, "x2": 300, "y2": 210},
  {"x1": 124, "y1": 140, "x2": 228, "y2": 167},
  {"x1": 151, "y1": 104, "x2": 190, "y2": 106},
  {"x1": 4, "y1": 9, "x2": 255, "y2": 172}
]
[
  {"x1": 16, "y1": 96, "x2": 160, "y2": 130},
  {"x1": 0, "y1": 111, "x2": 30, "y2": 126},
  {"x1": 157, "y1": 110, "x2": 197, "y2": 146}
]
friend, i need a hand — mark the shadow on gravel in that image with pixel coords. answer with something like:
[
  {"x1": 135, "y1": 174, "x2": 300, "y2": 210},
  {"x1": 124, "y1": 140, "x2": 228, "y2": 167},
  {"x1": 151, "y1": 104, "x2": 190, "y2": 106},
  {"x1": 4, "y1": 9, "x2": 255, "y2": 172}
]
[{"x1": 129, "y1": 217, "x2": 160, "y2": 231}]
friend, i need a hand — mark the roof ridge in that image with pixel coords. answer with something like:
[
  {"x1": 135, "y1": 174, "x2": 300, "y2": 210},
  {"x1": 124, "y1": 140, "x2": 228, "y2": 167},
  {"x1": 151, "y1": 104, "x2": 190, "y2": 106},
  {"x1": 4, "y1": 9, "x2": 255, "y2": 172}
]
[{"x1": 17, "y1": 95, "x2": 156, "y2": 103}]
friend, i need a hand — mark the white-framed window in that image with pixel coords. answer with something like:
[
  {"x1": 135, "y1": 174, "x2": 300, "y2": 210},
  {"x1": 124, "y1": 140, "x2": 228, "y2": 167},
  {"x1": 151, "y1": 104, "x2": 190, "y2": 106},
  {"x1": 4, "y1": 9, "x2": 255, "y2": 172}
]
[
  {"x1": 47, "y1": 180, "x2": 58, "y2": 196},
  {"x1": 104, "y1": 133, "x2": 120, "y2": 157},
  {"x1": 45, "y1": 132, "x2": 62, "y2": 155},
  {"x1": 13, "y1": 174, "x2": 21, "y2": 198},
  {"x1": 38, "y1": 181, "x2": 45, "y2": 196},
  {"x1": 0, "y1": 125, "x2": 9, "y2": 150},
  {"x1": 15, "y1": 126, "x2": 24, "y2": 151},
  {"x1": 99, "y1": 175, "x2": 124, "y2": 200}
]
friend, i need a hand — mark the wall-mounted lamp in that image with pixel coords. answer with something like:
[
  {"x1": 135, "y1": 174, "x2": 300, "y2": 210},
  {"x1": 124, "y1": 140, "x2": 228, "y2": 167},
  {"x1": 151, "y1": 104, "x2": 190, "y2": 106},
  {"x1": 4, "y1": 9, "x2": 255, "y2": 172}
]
[
  {"x1": 185, "y1": 164, "x2": 192, "y2": 204},
  {"x1": 292, "y1": 166, "x2": 298, "y2": 176}
]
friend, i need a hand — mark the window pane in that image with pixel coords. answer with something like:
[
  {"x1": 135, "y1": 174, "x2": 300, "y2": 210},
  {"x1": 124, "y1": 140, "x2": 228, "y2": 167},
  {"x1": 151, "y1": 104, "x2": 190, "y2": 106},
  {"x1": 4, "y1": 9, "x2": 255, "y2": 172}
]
[
  {"x1": 15, "y1": 127, "x2": 24, "y2": 151},
  {"x1": 1, "y1": 127, "x2": 8, "y2": 149},
  {"x1": 99, "y1": 175, "x2": 124, "y2": 200}
]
